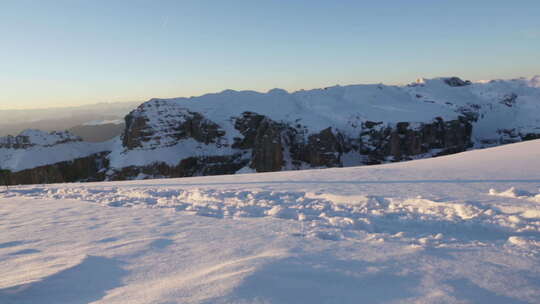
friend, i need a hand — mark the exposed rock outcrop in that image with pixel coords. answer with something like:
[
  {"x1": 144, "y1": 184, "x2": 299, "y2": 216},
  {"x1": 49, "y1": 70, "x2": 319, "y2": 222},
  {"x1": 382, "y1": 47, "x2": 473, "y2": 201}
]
[
  {"x1": 233, "y1": 113, "x2": 349, "y2": 171},
  {"x1": 444, "y1": 77, "x2": 472, "y2": 87},
  {"x1": 109, "y1": 154, "x2": 248, "y2": 180},
  {"x1": 500, "y1": 93, "x2": 518, "y2": 107},
  {"x1": 359, "y1": 117, "x2": 473, "y2": 163},
  {"x1": 122, "y1": 99, "x2": 225, "y2": 149},
  {"x1": 1, "y1": 152, "x2": 109, "y2": 185}
]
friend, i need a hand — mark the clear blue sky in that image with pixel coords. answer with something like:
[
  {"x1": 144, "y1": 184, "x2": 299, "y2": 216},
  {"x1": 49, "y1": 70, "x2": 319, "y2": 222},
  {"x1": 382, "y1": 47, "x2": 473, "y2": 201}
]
[{"x1": 1, "y1": 0, "x2": 539, "y2": 109}]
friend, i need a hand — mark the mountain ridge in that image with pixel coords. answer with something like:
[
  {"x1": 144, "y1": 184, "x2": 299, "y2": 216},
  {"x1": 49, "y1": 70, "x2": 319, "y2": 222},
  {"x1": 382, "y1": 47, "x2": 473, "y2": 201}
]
[{"x1": 1, "y1": 76, "x2": 539, "y2": 185}]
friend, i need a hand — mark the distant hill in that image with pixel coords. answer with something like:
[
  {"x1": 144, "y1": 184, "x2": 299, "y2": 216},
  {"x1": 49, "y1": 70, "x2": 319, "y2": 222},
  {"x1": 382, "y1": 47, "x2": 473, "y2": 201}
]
[
  {"x1": 68, "y1": 123, "x2": 125, "y2": 143},
  {"x1": 0, "y1": 101, "x2": 138, "y2": 137}
]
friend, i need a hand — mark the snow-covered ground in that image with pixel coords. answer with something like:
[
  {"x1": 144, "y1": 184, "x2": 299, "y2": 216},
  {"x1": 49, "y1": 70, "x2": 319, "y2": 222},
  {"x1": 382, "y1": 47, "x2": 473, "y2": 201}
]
[{"x1": 1, "y1": 140, "x2": 539, "y2": 303}]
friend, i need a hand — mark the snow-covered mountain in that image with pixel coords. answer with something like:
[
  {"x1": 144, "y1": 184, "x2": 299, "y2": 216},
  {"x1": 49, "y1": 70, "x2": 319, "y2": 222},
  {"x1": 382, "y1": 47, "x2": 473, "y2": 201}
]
[{"x1": 1, "y1": 76, "x2": 539, "y2": 185}]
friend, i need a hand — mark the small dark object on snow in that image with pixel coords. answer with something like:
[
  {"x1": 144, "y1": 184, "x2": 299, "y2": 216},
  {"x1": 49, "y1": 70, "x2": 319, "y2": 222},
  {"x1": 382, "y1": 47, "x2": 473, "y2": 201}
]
[{"x1": 444, "y1": 77, "x2": 472, "y2": 87}]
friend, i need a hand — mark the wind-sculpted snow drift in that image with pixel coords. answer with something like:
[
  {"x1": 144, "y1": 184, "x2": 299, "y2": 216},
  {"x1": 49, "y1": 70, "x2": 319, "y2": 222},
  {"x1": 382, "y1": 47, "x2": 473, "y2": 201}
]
[
  {"x1": 5, "y1": 185, "x2": 540, "y2": 244},
  {"x1": 1, "y1": 76, "x2": 540, "y2": 184}
]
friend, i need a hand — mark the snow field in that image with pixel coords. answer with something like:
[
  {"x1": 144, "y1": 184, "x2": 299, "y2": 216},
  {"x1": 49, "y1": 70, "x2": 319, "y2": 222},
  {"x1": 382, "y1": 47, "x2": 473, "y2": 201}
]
[
  {"x1": 3, "y1": 185, "x2": 540, "y2": 246},
  {"x1": 1, "y1": 140, "x2": 540, "y2": 303}
]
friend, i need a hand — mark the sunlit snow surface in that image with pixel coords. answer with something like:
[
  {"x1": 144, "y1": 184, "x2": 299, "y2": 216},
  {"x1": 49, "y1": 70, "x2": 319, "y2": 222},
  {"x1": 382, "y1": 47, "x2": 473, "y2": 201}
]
[{"x1": 1, "y1": 140, "x2": 540, "y2": 303}]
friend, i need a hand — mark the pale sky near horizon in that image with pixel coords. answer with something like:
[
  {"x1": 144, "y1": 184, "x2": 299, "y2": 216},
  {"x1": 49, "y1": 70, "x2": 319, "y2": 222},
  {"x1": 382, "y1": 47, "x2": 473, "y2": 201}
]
[{"x1": 1, "y1": 0, "x2": 539, "y2": 110}]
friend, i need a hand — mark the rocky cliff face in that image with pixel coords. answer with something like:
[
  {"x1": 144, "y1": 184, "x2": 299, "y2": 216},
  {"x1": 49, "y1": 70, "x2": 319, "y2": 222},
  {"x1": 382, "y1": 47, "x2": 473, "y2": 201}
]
[
  {"x1": 0, "y1": 152, "x2": 109, "y2": 186},
  {"x1": 2, "y1": 76, "x2": 539, "y2": 185},
  {"x1": 122, "y1": 99, "x2": 226, "y2": 149},
  {"x1": 115, "y1": 105, "x2": 474, "y2": 177},
  {"x1": 359, "y1": 117, "x2": 473, "y2": 163}
]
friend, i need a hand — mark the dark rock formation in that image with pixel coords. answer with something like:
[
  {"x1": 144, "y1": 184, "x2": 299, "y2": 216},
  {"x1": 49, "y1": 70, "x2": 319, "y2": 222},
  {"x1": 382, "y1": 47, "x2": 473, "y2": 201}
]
[
  {"x1": 122, "y1": 100, "x2": 225, "y2": 149},
  {"x1": 500, "y1": 93, "x2": 518, "y2": 107},
  {"x1": 522, "y1": 133, "x2": 540, "y2": 141},
  {"x1": 360, "y1": 117, "x2": 473, "y2": 163},
  {"x1": 496, "y1": 128, "x2": 540, "y2": 144},
  {"x1": 250, "y1": 118, "x2": 287, "y2": 172},
  {"x1": 178, "y1": 112, "x2": 225, "y2": 145},
  {"x1": 234, "y1": 112, "x2": 291, "y2": 172},
  {"x1": 231, "y1": 112, "x2": 473, "y2": 172},
  {"x1": 122, "y1": 114, "x2": 151, "y2": 149},
  {"x1": 233, "y1": 112, "x2": 266, "y2": 149},
  {"x1": 296, "y1": 127, "x2": 347, "y2": 168},
  {"x1": 444, "y1": 77, "x2": 472, "y2": 87},
  {"x1": 109, "y1": 154, "x2": 249, "y2": 180},
  {"x1": 233, "y1": 113, "x2": 349, "y2": 171},
  {"x1": 1, "y1": 152, "x2": 109, "y2": 186}
]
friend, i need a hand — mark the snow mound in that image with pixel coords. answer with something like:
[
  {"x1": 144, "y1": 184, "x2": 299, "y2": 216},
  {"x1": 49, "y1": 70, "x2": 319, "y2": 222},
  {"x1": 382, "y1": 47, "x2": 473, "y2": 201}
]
[
  {"x1": 489, "y1": 187, "x2": 540, "y2": 203},
  {"x1": 506, "y1": 236, "x2": 540, "y2": 256}
]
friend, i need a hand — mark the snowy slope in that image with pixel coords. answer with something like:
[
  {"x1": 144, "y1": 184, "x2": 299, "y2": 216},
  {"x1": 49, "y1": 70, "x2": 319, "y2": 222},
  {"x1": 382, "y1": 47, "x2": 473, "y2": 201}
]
[{"x1": 1, "y1": 140, "x2": 539, "y2": 303}]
